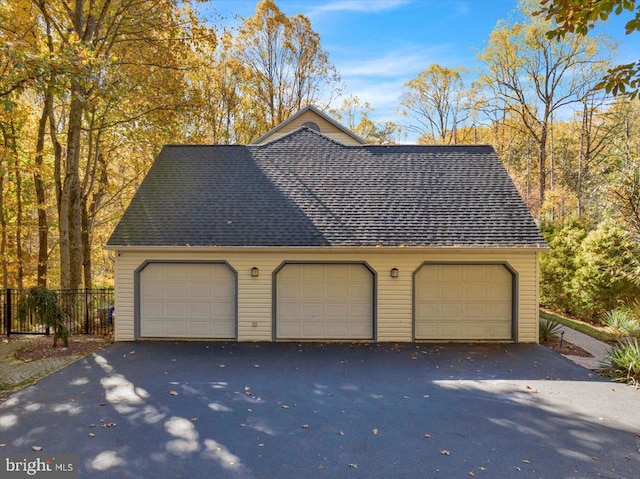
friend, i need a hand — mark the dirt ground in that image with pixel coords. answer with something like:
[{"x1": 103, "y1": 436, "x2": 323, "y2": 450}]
[
  {"x1": 541, "y1": 338, "x2": 593, "y2": 357},
  {"x1": 13, "y1": 336, "x2": 112, "y2": 362}
]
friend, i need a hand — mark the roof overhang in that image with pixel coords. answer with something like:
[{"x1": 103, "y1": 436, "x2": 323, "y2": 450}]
[{"x1": 105, "y1": 245, "x2": 549, "y2": 253}]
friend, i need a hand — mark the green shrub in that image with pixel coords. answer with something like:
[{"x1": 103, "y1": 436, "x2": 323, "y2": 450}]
[
  {"x1": 571, "y1": 220, "x2": 640, "y2": 321},
  {"x1": 605, "y1": 338, "x2": 640, "y2": 385},
  {"x1": 539, "y1": 318, "x2": 562, "y2": 342},
  {"x1": 539, "y1": 221, "x2": 588, "y2": 313},
  {"x1": 16, "y1": 287, "x2": 69, "y2": 348},
  {"x1": 603, "y1": 309, "x2": 640, "y2": 337}
]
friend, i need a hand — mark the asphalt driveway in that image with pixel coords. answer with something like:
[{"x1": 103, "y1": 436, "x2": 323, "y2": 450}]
[{"x1": 1, "y1": 342, "x2": 639, "y2": 478}]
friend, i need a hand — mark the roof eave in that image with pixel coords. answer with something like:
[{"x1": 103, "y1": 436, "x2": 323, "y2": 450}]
[{"x1": 105, "y1": 244, "x2": 549, "y2": 253}]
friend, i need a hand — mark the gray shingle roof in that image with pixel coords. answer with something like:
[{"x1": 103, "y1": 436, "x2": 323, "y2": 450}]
[{"x1": 107, "y1": 128, "x2": 546, "y2": 248}]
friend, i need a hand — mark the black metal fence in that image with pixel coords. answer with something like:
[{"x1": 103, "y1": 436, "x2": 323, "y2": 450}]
[{"x1": 1, "y1": 288, "x2": 114, "y2": 337}]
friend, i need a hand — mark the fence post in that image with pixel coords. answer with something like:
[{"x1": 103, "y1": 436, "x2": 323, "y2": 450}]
[
  {"x1": 6, "y1": 288, "x2": 11, "y2": 337},
  {"x1": 84, "y1": 289, "x2": 90, "y2": 335}
]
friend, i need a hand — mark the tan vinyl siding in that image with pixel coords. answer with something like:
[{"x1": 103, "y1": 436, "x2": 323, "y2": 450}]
[
  {"x1": 255, "y1": 110, "x2": 363, "y2": 146},
  {"x1": 112, "y1": 249, "x2": 540, "y2": 343}
]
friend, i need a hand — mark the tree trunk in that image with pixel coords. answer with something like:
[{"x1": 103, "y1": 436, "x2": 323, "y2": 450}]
[
  {"x1": 60, "y1": 91, "x2": 85, "y2": 290},
  {"x1": 11, "y1": 121, "x2": 24, "y2": 289},
  {"x1": 34, "y1": 93, "x2": 51, "y2": 287},
  {"x1": 82, "y1": 206, "x2": 92, "y2": 289},
  {"x1": 0, "y1": 140, "x2": 7, "y2": 289},
  {"x1": 538, "y1": 123, "x2": 548, "y2": 212}
]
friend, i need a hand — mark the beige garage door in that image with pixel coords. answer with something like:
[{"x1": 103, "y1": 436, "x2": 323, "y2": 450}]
[
  {"x1": 140, "y1": 263, "x2": 235, "y2": 339},
  {"x1": 415, "y1": 264, "x2": 513, "y2": 340},
  {"x1": 276, "y1": 264, "x2": 373, "y2": 340}
]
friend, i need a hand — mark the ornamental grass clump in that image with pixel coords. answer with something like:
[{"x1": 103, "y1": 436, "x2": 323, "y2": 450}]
[
  {"x1": 539, "y1": 318, "x2": 562, "y2": 342},
  {"x1": 605, "y1": 338, "x2": 640, "y2": 386},
  {"x1": 603, "y1": 309, "x2": 640, "y2": 337},
  {"x1": 16, "y1": 287, "x2": 69, "y2": 347}
]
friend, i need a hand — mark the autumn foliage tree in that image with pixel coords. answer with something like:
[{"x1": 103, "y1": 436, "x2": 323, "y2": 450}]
[
  {"x1": 537, "y1": 0, "x2": 640, "y2": 98},
  {"x1": 400, "y1": 65, "x2": 476, "y2": 145},
  {"x1": 478, "y1": 0, "x2": 607, "y2": 212},
  {"x1": 233, "y1": 0, "x2": 341, "y2": 137}
]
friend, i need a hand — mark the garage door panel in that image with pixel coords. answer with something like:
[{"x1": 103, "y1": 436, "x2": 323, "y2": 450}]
[
  {"x1": 302, "y1": 267, "x2": 325, "y2": 281},
  {"x1": 189, "y1": 303, "x2": 210, "y2": 317},
  {"x1": 189, "y1": 283, "x2": 212, "y2": 299},
  {"x1": 488, "y1": 303, "x2": 511, "y2": 319},
  {"x1": 142, "y1": 281, "x2": 165, "y2": 298},
  {"x1": 302, "y1": 284, "x2": 325, "y2": 299},
  {"x1": 441, "y1": 284, "x2": 463, "y2": 300},
  {"x1": 276, "y1": 264, "x2": 373, "y2": 340},
  {"x1": 167, "y1": 265, "x2": 188, "y2": 280},
  {"x1": 278, "y1": 285, "x2": 300, "y2": 299},
  {"x1": 142, "y1": 320, "x2": 164, "y2": 336},
  {"x1": 463, "y1": 303, "x2": 487, "y2": 319},
  {"x1": 326, "y1": 266, "x2": 348, "y2": 281},
  {"x1": 464, "y1": 267, "x2": 487, "y2": 281},
  {"x1": 464, "y1": 284, "x2": 487, "y2": 299},
  {"x1": 488, "y1": 284, "x2": 511, "y2": 300},
  {"x1": 166, "y1": 302, "x2": 187, "y2": 317},
  {"x1": 302, "y1": 322, "x2": 324, "y2": 337},
  {"x1": 326, "y1": 322, "x2": 348, "y2": 337},
  {"x1": 415, "y1": 264, "x2": 513, "y2": 340},
  {"x1": 327, "y1": 303, "x2": 347, "y2": 318},
  {"x1": 440, "y1": 265, "x2": 462, "y2": 281},
  {"x1": 441, "y1": 303, "x2": 463, "y2": 320},
  {"x1": 279, "y1": 303, "x2": 299, "y2": 318},
  {"x1": 166, "y1": 283, "x2": 188, "y2": 298},
  {"x1": 327, "y1": 284, "x2": 348, "y2": 298},
  {"x1": 300, "y1": 302, "x2": 323, "y2": 318},
  {"x1": 417, "y1": 287, "x2": 438, "y2": 301},
  {"x1": 140, "y1": 263, "x2": 235, "y2": 339}
]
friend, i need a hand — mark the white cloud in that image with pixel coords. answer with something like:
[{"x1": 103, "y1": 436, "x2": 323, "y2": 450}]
[
  {"x1": 311, "y1": 0, "x2": 412, "y2": 14},
  {"x1": 337, "y1": 45, "x2": 455, "y2": 78}
]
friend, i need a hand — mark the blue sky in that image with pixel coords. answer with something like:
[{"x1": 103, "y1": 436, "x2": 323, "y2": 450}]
[{"x1": 201, "y1": 0, "x2": 638, "y2": 131}]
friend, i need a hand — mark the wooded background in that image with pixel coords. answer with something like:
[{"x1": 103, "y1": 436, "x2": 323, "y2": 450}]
[{"x1": 1, "y1": 0, "x2": 639, "y2": 320}]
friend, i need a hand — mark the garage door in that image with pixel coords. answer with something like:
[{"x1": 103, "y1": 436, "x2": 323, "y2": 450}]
[
  {"x1": 415, "y1": 264, "x2": 513, "y2": 340},
  {"x1": 139, "y1": 263, "x2": 235, "y2": 339},
  {"x1": 276, "y1": 264, "x2": 373, "y2": 340}
]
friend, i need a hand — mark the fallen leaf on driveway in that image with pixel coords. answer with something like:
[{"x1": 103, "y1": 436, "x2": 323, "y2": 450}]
[{"x1": 440, "y1": 450, "x2": 451, "y2": 456}]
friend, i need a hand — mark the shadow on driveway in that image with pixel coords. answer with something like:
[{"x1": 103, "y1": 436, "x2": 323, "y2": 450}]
[{"x1": 1, "y1": 342, "x2": 639, "y2": 478}]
